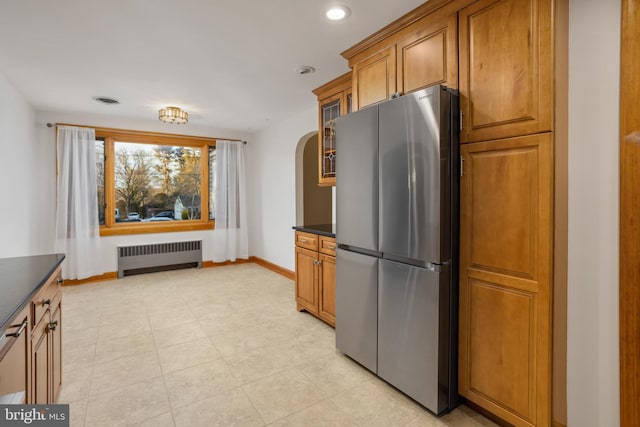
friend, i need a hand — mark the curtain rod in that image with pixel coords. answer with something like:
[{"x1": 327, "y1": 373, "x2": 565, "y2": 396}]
[{"x1": 46, "y1": 122, "x2": 247, "y2": 144}]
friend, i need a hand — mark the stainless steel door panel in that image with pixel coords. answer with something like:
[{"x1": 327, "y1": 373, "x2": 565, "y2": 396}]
[
  {"x1": 378, "y1": 258, "x2": 445, "y2": 413},
  {"x1": 336, "y1": 107, "x2": 378, "y2": 252},
  {"x1": 378, "y1": 86, "x2": 450, "y2": 263},
  {"x1": 335, "y1": 248, "x2": 378, "y2": 373}
]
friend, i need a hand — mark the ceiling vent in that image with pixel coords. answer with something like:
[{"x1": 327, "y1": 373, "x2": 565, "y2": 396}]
[{"x1": 93, "y1": 96, "x2": 120, "y2": 105}]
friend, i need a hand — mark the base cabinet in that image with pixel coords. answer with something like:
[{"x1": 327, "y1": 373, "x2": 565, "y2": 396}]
[
  {"x1": 294, "y1": 231, "x2": 336, "y2": 326},
  {"x1": 30, "y1": 266, "x2": 63, "y2": 405}
]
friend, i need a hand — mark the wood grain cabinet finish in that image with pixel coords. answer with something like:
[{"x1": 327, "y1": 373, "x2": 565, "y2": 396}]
[
  {"x1": 294, "y1": 231, "x2": 336, "y2": 326},
  {"x1": 397, "y1": 10, "x2": 458, "y2": 94},
  {"x1": 458, "y1": 133, "x2": 553, "y2": 427},
  {"x1": 313, "y1": 73, "x2": 352, "y2": 186},
  {"x1": 458, "y1": 0, "x2": 553, "y2": 143},
  {"x1": 30, "y1": 266, "x2": 62, "y2": 405},
  {"x1": 352, "y1": 45, "x2": 397, "y2": 111},
  {"x1": 0, "y1": 306, "x2": 30, "y2": 404}
]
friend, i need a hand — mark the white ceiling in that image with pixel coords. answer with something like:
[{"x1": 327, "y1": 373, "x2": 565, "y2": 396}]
[{"x1": 0, "y1": 0, "x2": 427, "y2": 133}]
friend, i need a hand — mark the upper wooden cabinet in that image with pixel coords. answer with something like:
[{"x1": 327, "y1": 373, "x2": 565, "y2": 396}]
[
  {"x1": 343, "y1": 0, "x2": 462, "y2": 111},
  {"x1": 458, "y1": 0, "x2": 553, "y2": 143},
  {"x1": 352, "y1": 45, "x2": 397, "y2": 110},
  {"x1": 313, "y1": 73, "x2": 352, "y2": 186},
  {"x1": 397, "y1": 10, "x2": 458, "y2": 95}
]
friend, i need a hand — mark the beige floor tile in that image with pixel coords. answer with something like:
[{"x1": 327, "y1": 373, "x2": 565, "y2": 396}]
[
  {"x1": 242, "y1": 368, "x2": 330, "y2": 424},
  {"x1": 173, "y1": 388, "x2": 264, "y2": 427},
  {"x1": 329, "y1": 379, "x2": 423, "y2": 427},
  {"x1": 63, "y1": 343, "x2": 96, "y2": 371},
  {"x1": 63, "y1": 326, "x2": 99, "y2": 350},
  {"x1": 157, "y1": 337, "x2": 221, "y2": 374},
  {"x1": 222, "y1": 344, "x2": 291, "y2": 385},
  {"x1": 59, "y1": 365, "x2": 93, "y2": 404},
  {"x1": 90, "y1": 351, "x2": 162, "y2": 396},
  {"x1": 164, "y1": 359, "x2": 241, "y2": 410},
  {"x1": 68, "y1": 398, "x2": 88, "y2": 427},
  {"x1": 148, "y1": 307, "x2": 198, "y2": 331},
  {"x1": 94, "y1": 332, "x2": 155, "y2": 364},
  {"x1": 295, "y1": 352, "x2": 375, "y2": 396},
  {"x1": 268, "y1": 398, "x2": 358, "y2": 426},
  {"x1": 97, "y1": 317, "x2": 152, "y2": 342},
  {"x1": 136, "y1": 411, "x2": 176, "y2": 427},
  {"x1": 84, "y1": 376, "x2": 171, "y2": 427},
  {"x1": 152, "y1": 320, "x2": 208, "y2": 349}
]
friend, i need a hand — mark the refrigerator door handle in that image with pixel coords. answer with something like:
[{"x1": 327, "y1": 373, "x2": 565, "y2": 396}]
[{"x1": 381, "y1": 253, "x2": 450, "y2": 272}]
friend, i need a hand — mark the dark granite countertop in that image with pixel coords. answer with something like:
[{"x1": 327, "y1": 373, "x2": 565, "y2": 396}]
[
  {"x1": 0, "y1": 254, "x2": 65, "y2": 334},
  {"x1": 292, "y1": 224, "x2": 336, "y2": 238}
]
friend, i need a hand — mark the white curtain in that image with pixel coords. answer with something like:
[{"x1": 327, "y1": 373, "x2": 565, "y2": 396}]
[
  {"x1": 55, "y1": 126, "x2": 103, "y2": 279},
  {"x1": 212, "y1": 140, "x2": 248, "y2": 262}
]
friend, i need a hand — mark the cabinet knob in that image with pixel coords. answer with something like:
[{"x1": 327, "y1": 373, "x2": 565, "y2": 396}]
[
  {"x1": 47, "y1": 320, "x2": 58, "y2": 332},
  {"x1": 41, "y1": 299, "x2": 51, "y2": 306},
  {"x1": 57, "y1": 278, "x2": 64, "y2": 285}
]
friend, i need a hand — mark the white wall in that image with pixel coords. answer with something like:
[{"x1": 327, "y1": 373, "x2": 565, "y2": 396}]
[
  {"x1": 246, "y1": 102, "x2": 317, "y2": 271},
  {"x1": 567, "y1": 1, "x2": 620, "y2": 425},
  {"x1": 0, "y1": 73, "x2": 55, "y2": 257},
  {"x1": 36, "y1": 110, "x2": 253, "y2": 272}
]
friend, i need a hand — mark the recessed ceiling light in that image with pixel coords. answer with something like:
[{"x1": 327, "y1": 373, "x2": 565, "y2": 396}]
[
  {"x1": 326, "y1": 5, "x2": 351, "y2": 21},
  {"x1": 295, "y1": 65, "x2": 316, "y2": 75},
  {"x1": 92, "y1": 96, "x2": 120, "y2": 105}
]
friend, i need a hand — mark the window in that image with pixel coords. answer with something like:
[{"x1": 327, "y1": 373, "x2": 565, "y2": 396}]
[{"x1": 94, "y1": 128, "x2": 216, "y2": 236}]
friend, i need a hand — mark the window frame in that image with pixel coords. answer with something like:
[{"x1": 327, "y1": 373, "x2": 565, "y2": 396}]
[{"x1": 95, "y1": 127, "x2": 216, "y2": 236}]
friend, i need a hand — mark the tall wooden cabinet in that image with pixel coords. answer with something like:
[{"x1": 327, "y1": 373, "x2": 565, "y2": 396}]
[{"x1": 459, "y1": 133, "x2": 553, "y2": 426}]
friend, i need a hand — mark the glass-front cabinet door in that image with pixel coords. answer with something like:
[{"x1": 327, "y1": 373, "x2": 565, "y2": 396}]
[{"x1": 313, "y1": 72, "x2": 352, "y2": 187}]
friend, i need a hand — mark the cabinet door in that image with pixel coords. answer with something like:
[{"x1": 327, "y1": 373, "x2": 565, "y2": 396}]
[
  {"x1": 458, "y1": 0, "x2": 553, "y2": 143},
  {"x1": 50, "y1": 299, "x2": 62, "y2": 403},
  {"x1": 397, "y1": 11, "x2": 458, "y2": 93},
  {"x1": 31, "y1": 317, "x2": 49, "y2": 405},
  {"x1": 458, "y1": 133, "x2": 552, "y2": 426},
  {"x1": 318, "y1": 254, "x2": 336, "y2": 326},
  {"x1": 352, "y1": 45, "x2": 396, "y2": 111},
  {"x1": 295, "y1": 247, "x2": 318, "y2": 314},
  {"x1": 318, "y1": 94, "x2": 342, "y2": 185}
]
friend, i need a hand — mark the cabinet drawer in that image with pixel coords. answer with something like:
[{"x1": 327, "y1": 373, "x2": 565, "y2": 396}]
[
  {"x1": 319, "y1": 236, "x2": 337, "y2": 256},
  {"x1": 32, "y1": 267, "x2": 62, "y2": 327},
  {"x1": 295, "y1": 231, "x2": 318, "y2": 251}
]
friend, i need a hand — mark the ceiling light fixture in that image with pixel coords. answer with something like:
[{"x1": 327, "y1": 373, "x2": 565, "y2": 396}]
[
  {"x1": 326, "y1": 5, "x2": 351, "y2": 21},
  {"x1": 159, "y1": 106, "x2": 188, "y2": 124}
]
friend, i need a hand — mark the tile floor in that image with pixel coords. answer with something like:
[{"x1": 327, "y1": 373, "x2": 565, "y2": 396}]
[{"x1": 60, "y1": 263, "x2": 498, "y2": 427}]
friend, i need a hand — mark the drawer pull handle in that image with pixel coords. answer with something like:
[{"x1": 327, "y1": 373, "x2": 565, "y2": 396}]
[
  {"x1": 42, "y1": 299, "x2": 51, "y2": 306},
  {"x1": 6, "y1": 320, "x2": 27, "y2": 338},
  {"x1": 47, "y1": 320, "x2": 59, "y2": 332},
  {"x1": 326, "y1": 245, "x2": 335, "y2": 250},
  {"x1": 299, "y1": 238, "x2": 309, "y2": 243},
  {"x1": 57, "y1": 278, "x2": 64, "y2": 285}
]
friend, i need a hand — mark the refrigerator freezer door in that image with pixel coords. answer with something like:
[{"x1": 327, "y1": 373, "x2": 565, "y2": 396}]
[
  {"x1": 336, "y1": 106, "x2": 379, "y2": 253},
  {"x1": 378, "y1": 86, "x2": 451, "y2": 264},
  {"x1": 335, "y1": 248, "x2": 378, "y2": 373},
  {"x1": 378, "y1": 258, "x2": 452, "y2": 414}
]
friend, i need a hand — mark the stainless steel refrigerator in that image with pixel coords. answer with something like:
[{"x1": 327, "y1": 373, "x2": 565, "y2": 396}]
[{"x1": 335, "y1": 85, "x2": 459, "y2": 414}]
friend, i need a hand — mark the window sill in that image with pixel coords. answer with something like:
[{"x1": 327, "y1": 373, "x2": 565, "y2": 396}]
[{"x1": 100, "y1": 220, "x2": 214, "y2": 236}]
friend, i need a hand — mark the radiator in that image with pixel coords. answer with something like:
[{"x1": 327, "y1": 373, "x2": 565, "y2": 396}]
[{"x1": 117, "y1": 240, "x2": 202, "y2": 278}]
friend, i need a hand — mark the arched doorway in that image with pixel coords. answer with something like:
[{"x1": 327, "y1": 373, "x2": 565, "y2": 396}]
[{"x1": 295, "y1": 132, "x2": 332, "y2": 225}]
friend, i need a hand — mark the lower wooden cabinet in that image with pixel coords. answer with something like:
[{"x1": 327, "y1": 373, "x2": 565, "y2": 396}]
[
  {"x1": 0, "y1": 306, "x2": 30, "y2": 404},
  {"x1": 294, "y1": 231, "x2": 336, "y2": 327},
  {"x1": 30, "y1": 266, "x2": 63, "y2": 404},
  {"x1": 458, "y1": 133, "x2": 553, "y2": 426}
]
